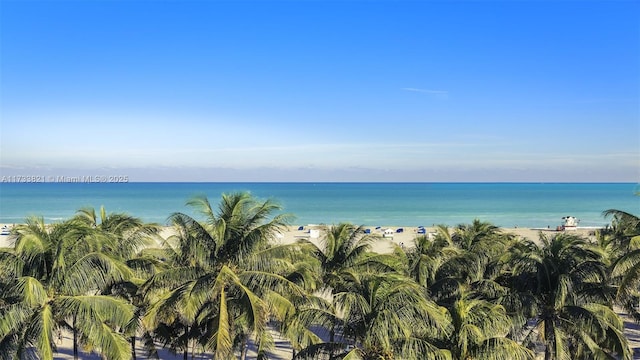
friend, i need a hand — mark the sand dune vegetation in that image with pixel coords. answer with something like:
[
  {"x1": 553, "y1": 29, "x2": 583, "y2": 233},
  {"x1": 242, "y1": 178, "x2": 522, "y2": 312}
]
[{"x1": 0, "y1": 192, "x2": 639, "y2": 359}]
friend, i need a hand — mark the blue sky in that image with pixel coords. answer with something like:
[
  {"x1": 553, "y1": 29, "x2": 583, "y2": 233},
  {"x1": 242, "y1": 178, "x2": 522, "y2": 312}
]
[{"x1": 1, "y1": 1, "x2": 638, "y2": 182}]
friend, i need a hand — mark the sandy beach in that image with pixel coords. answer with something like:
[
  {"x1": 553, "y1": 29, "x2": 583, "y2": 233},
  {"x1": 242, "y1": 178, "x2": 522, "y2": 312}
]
[
  {"x1": 0, "y1": 223, "x2": 597, "y2": 250},
  {"x1": 270, "y1": 224, "x2": 599, "y2": 253}
]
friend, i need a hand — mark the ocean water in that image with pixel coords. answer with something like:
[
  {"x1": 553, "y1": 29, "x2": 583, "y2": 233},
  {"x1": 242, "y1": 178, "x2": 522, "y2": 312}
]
[{"x1": 0, "y1": 183, "x2": 638, "y2": 228}]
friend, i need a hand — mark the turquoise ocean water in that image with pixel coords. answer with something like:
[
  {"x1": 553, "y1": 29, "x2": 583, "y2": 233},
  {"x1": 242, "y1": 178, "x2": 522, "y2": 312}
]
[{"x1": 0, "y1": 183, "x2": 638, "y2": 228}]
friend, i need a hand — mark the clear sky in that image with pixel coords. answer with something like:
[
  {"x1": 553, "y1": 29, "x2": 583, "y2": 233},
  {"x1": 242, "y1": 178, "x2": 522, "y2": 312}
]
[{"x1": 1, "y1": 1, "x2": 638, "y2": 182}]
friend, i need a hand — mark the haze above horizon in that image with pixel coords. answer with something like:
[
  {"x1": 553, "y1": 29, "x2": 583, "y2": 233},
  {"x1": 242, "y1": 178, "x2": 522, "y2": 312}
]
[{"x1": 1, "y1": 1, "x2": 638, "y2": 182}]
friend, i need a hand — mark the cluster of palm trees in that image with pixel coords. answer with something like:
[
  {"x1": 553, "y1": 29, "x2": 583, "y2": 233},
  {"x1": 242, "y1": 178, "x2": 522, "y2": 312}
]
[{"x1": 0, "y1": 192, "x2": 638, "y2": 360}]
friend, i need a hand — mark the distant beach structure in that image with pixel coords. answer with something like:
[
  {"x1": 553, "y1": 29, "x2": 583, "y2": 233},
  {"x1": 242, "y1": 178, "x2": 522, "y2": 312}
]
[{"x1": 562, "y1": 216, "x2": 580, "y2": 231}]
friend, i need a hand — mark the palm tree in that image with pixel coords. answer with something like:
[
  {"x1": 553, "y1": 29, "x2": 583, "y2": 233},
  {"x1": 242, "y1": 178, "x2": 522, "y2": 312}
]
[
  {"x1": 0, "y1": 216, "x2": 134, "y2": 360},
  {"x1": 105, "y1": 250, "x2": 170, "y2": 360},
  {"x1": 299, "y1": 223, "x2": 401, "y2": 294},
  {"x1": 428, "y1": 222, "x2": 516, "y2": 308},
  {"x1": 74, "y1": 206, "x2": 161, "y2": 359},
  {"x1": 441, "y1": 291, "x2": 534, "y2": 360},
  {"x1": 513, "y1": 233, "x2": 632, "y2": 360},
  {"x1": 296, "y1": 272, "x2": 451, "y2": 360},
  {"x1": 404, "y1": 223, "x2": 533, "y2": 359},
  {"x1": 74, "y1": 205, "x2": 159, "y2": 259},
  {"x1": 602, "y1": 209, "x2": 640, "y2": 252},
  {"x1": 292, "y1": 223, "x2": 453, "y2": 359},
  {"x1": 407, "y1": 225, "x2": 460, "y2": 290},
  {"x1": 294, "y1": 223, "x2": 402, "y2": 347},
  {"x1": 452, "y1": 219, "x2": 501, "y2": 252},
  {"x1": 143, "y1": 193, "x2": 305, "y2": 360},
  {"x1": 601, "y1": 209, "x2": 640, "y2": 321}
]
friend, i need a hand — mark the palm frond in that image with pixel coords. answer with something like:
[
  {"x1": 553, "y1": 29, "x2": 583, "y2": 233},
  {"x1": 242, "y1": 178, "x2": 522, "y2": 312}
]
[
  {"x1": 54, "y1": 295, "x2": 133, "y2": 359},
  {"x1": 211, "y1": 287, "x2": 233, "y2": 360},
  {"x1": 60, "y1": 252, "x2": 133, "y2": 294},
  {"x1": 32, "y1": 303, "x2": 55, "y2": 360},
  {"x1": 11, "y1": 277, "x2": 48, "y2": 307}
]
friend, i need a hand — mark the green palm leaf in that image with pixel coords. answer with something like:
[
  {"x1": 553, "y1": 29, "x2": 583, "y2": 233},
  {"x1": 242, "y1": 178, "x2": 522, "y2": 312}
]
[{"x1": 54, "y1": 295, "x2": 133, "y2": 359}]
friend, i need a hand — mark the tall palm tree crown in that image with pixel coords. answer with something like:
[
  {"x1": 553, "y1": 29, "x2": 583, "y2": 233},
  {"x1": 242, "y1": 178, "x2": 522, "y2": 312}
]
[
  {"x1": 0, "y1": 216, "x2": 134, "y2": 360},
  {"x1": 513, "y1": 233, "x2": 631, "y2": 360},
  {"x1": 143, "y1": 193, "x2": 303, "y2": 360}
]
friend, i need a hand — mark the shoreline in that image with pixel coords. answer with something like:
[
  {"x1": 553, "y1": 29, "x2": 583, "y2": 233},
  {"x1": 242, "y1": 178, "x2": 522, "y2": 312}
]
[
  {"x1": 1, "y1": 224, "x2": 600, "y2": 250},
  {"x1": 271, "y1": 225, "x2": 599, "y2": 251}
]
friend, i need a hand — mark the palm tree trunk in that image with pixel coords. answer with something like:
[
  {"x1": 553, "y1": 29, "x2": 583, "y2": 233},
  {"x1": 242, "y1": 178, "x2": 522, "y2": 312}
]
[
  {"x1": 240, "y1": 336, "x2": 248, "y2": 360},
  {"x1": 131, "y1": 335, "x2": 137, "y2": 360},
  {"x1": 544, "y1": 319, "x2": 554, "y2": 360},
  {"x1": 73, "y1": 314, "x2": 79, "y2": 360},
  {"x1": 184, "y1": 326, "x2": 189, "y2": 360},
  {"x1": 73, "y1": 331, "x2": 78, "y2": 360}
]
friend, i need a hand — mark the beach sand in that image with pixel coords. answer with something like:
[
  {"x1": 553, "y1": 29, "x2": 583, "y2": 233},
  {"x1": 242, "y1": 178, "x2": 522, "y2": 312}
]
[
  {"x1": 0, "y1": 223, "x2": 597, "y2": 251},
  {"x1": 1, "y1": 224, "x2": 634, "y2": 359},
  {"x1": 272, "y1": 224, "x2": 598, "y2": 253}
]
